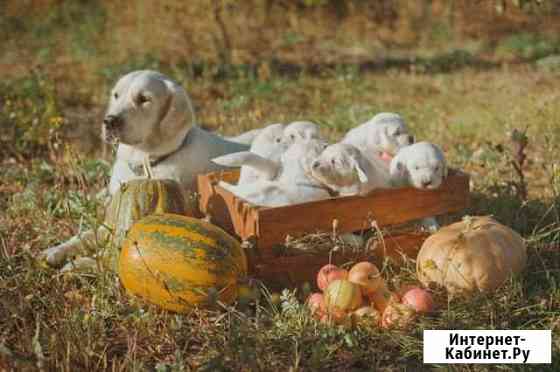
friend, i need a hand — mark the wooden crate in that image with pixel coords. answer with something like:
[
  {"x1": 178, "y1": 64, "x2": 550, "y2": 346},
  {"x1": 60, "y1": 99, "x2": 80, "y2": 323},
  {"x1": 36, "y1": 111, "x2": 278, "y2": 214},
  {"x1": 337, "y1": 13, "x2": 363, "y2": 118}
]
[{"x1": 197, "y1": 169, "x2": 470, "y2": 285}]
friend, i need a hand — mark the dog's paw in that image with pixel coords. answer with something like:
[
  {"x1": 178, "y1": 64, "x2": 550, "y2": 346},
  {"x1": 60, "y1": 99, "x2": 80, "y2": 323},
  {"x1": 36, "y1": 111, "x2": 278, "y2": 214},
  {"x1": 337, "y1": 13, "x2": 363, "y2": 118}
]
[
  {"x1": 61, "y1": 257, "x2": 98, "y2": 273},
  {"x1": 38, "y1": 245, "x2": 68, "y2": 266}
]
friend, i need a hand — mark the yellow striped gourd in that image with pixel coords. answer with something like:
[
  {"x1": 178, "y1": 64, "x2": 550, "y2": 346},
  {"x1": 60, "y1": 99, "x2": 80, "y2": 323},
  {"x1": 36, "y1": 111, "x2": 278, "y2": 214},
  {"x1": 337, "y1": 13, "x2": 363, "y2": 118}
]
[
  {"x1": 101, "y1": 179, "x2": 193, "y2": 271},
  {"x1": 118, "y1": 213, "x2": 248, "y2": 312}
]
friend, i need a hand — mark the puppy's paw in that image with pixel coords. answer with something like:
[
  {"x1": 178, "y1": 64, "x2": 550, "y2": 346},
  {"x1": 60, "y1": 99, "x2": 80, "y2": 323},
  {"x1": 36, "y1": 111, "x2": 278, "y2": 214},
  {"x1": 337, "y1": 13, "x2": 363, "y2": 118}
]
[
  {"x1": 420, "y1": 217, "x2": 440, "y2": 233},
  {"x1": 218, "y1": 180, "x2": 236, "y2": 193}
]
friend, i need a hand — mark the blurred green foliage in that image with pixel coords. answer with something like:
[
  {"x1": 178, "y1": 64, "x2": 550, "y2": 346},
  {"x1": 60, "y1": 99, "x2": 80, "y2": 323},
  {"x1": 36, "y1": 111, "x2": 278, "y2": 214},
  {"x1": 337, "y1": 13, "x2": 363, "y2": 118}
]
[{"x1": 0, "y1": 70, "x2": 65, "y2": 157}]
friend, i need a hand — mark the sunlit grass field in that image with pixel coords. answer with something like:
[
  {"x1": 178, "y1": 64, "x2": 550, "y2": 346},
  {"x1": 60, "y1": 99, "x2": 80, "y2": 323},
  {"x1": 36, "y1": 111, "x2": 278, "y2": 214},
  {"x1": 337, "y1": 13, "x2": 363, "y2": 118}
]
[
  {"x1": 2, "y1": 1, "x2": 560, "y2": 370},
  {"x1": 1, "y1": 63, "x2": 559, "y2": 370}
]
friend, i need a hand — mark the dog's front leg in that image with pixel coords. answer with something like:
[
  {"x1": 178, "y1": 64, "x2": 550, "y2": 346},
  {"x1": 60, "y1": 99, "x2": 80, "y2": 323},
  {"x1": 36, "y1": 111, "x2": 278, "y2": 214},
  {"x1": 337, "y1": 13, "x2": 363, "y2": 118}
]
[{"x1": 39, "y1": 227, "x2": 109, "y2": 267}]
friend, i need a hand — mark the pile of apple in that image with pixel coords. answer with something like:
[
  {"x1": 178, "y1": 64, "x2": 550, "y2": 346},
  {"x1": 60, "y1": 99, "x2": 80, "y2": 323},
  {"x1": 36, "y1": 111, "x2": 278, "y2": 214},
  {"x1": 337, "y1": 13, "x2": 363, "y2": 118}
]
[{"x1": 307, "y1": 262, "x2": 434, "y2": 329}]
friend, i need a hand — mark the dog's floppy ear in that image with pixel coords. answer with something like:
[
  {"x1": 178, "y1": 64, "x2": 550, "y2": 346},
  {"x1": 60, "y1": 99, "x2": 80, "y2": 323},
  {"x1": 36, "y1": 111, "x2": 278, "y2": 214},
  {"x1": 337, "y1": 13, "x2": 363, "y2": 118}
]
[
  {"x1": 158, "y1": 80, "x2": 196, "y2": 140},
  {"x1": 389, "y1": 151, "x2": 407, "y2": 180}
]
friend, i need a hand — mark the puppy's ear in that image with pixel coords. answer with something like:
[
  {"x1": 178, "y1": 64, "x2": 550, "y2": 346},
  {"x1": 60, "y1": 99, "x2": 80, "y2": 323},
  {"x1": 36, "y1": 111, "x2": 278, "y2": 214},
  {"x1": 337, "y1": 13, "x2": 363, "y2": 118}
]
[
  {"x1": 352, "y1": 157, "x2": 369, "y2": 184},
  {"x1": 159, "y1": 80, "x2": 196, "y2": 139},
  {"x1": 433, "y1": 144, "x2": 448, "y2": 178},
  {"x1": 441, "y1": 159, "x2": 449, "y2": 178},
  {"x1": 212, "y1": 152, "x2": 251, "y2": 167},
  {"x1": 369, "y1": 125, "x2": 383, "y2": 146},
  {"x1": 304, "y1": 128, "x2": 317, "y2": 140},
  {"x1": 389, "y1": 152, "x2": 407, "y2": 179}
]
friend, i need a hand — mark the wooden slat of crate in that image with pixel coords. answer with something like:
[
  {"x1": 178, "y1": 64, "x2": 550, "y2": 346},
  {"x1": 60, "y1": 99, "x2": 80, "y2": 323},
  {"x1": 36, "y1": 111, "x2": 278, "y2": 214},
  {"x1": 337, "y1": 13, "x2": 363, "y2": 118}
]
[
  {"x1": 253, "y1": 231, "x2": 429, "y2": 286},
  {"x1": 255, "y1": 172, "x2": 469, "y2": 252},
  {"x1": 198, "y1": 171, "x2": 469, "y2": 241},
  {"x1": 197, "y1": 169, "x2": 470, "y2": 257},
  {"x1": 197, "y1": 170, "x2": 259, "y2": 238},
  {"x1": 198, "y1": 170, "x2": 469, "y2": 284}
]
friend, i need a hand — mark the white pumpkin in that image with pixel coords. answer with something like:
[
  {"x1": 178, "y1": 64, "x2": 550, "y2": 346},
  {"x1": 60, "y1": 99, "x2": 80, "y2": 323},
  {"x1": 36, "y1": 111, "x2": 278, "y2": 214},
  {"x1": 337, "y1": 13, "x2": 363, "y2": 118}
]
[{"x1": 416, "y1": 216, "x2": 526, "y2": 295}]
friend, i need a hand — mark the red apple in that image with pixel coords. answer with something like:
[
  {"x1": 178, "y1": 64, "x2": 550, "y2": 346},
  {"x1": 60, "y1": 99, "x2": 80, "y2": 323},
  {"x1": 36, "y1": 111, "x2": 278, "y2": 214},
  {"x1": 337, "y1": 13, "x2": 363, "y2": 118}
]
[
  {"x1": 381, "y1": 302, "x2": 416, "y2": 329},
  {"x1": 316, "y1": 264, "x2": 348, "y2": 291},
  {"x1": 352, "y1": 306, "x2": 381, "y2": 327},
  {"x1": 367, "y1": 284, "x2": 399, "y2": 314},
  {"x1": 307, "y1": 292, "x2": 325, "y2": 316},
  {"x1": 401, "y1": 287, "x2": 434, "y2": 314},
  {"x1": 348, "y1": 261, "x2": 384, "y2": 296}
]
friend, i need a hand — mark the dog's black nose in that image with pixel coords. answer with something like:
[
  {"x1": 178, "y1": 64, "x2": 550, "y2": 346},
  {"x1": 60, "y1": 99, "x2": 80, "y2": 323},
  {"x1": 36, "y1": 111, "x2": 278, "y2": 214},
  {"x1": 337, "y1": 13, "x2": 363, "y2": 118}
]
[
  {"x1": 103, "y1": 115, "x2": 123, "y2": 129},
  {"x1": 422, "y1": 180, "x2": 432, "y2": 188},
  {"x1": 408, "y1": 135, "x2": 415, "y2": 144},
  {"x1": 312, "y1": 160, "x2": 320, "y2": 170}
]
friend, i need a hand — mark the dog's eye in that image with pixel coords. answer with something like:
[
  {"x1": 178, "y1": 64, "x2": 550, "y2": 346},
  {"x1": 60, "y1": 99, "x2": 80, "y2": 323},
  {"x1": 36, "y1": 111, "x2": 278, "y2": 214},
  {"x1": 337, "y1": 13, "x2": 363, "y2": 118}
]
[
  {"x1": 434, "y1": 166, "x2": 440, "y2": 172},
  {"x1": 113, "y1": 93, "x2": 119, "y2": 100},
  {"x1": 290, "y1": 134, "x2": 296, "y2": 140},
  {"x1": 331, "y1": 159, "x2": 336, "y2": 166},
  {"x1": 137, "y1": 94, "x2": 150, "y2": 105},
  {"x1": 415, "y1": 165, "x2": 420, "y2": 170},
  {"x1": 275, "y1": 137, "x2": 282, "y2": 143}
]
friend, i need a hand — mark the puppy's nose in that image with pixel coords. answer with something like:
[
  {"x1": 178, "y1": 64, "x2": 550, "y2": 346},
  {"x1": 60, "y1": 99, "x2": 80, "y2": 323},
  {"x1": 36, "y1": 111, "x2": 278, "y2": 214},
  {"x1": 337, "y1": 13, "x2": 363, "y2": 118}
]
[
  {"x1": 422, "y1": 180, "x2": 432, "y2": 188},
  {"x1": 312, "y1": 160, "x2": 320, "y2": 170},
  {"x1": 408, "y1": 135, "x2": 415, "y2": 144},
  {"x1": 103, "y1": 115, "x2": 123, "y2": 130}
]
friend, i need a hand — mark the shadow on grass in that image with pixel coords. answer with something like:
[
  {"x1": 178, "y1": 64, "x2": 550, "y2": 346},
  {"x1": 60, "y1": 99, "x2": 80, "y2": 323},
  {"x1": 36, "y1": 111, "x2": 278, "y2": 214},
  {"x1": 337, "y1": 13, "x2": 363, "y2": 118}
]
[
  {"x1": 173, "y1": 49, "x2": 499, "y2": 81},
  {"x1": 467, "y1": 189, "x2": 560, "y2": 242}
]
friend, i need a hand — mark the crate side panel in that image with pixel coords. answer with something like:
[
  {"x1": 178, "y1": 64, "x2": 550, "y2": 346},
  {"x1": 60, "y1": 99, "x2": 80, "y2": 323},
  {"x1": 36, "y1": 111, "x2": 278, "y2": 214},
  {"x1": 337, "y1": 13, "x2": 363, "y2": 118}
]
[
  {"x1": 197, "y1": 170, "x2": 244, "y2": 235},
  {"x1": 254, "y1": 232, "x2": 428, "y2": 287},
  {"x1": 256, "y1": 173, "x2": 469, "y2": 250}
]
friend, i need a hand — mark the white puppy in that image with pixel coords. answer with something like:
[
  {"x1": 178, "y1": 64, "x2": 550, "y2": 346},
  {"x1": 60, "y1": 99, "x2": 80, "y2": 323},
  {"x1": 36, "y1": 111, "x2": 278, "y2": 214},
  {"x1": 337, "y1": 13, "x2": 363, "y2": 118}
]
[
  {"x1": 342, "y1": 112, "x2": 414, "y2": 165},
  {"x1": 226, "y1": 120, "x2": 321, "y2": 146},
  {"x1": 41, "y1": 70, "x2": 248, "y2": 267},
  {"x1": 310, "y1": 143, "x2": 391, "y2": 196},
  {"x1": 218, "y1": 140, "x2": 332, "y2": 207},
  {"x1": 214, "y1": 123, "x2": 289, "y2": 184},
  {"x1": 214, "y1": 121, "x2": 321, "y2": 183},
  {"x1": 225, "y1": 128, "x2": 262, "y2": 145},
  {"x1": 284, "y1": 121, "x2": 321, "y2": 143},
  {"x1": 389, "y1": 141, "x2": 448, "y2": 232},
  {"x1": 389, "y1": 142, "x2": 447, "y2": 190}
]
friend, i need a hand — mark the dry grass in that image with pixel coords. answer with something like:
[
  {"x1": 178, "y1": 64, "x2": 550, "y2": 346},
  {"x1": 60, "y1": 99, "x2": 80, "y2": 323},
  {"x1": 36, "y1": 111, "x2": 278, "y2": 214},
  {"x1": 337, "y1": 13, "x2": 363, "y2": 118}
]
[
  {"x1": 2, "y1": 2, "x2": 560, "y2": 370},
  {"x1": 1, "y1": 64, "x2": 560, "y2": 371}
]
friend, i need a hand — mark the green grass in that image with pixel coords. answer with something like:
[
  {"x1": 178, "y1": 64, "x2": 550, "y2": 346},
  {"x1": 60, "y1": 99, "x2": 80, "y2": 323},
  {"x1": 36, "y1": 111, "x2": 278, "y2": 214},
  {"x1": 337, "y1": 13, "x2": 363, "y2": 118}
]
[{"x1": 2, "y1": 63, "x2": 560, "y2": 370}]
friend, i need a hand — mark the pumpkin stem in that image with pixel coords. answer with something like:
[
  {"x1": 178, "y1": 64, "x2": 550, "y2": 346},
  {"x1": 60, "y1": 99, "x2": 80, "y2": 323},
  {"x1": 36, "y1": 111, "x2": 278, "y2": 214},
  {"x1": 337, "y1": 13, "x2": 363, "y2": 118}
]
[{"x1": 142, "y1": 155, "x2": 154, "y2": 180}]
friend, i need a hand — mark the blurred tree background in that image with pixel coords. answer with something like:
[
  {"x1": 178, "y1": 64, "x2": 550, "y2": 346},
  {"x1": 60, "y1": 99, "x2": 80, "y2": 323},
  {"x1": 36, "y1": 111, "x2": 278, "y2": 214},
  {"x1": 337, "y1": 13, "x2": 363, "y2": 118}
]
[
  {"x1": 2, "y1": 0, "x2": 560, "y2": 157},
  {"x1": 3, "y1": 0, "x2": 560, "y2": 82}
]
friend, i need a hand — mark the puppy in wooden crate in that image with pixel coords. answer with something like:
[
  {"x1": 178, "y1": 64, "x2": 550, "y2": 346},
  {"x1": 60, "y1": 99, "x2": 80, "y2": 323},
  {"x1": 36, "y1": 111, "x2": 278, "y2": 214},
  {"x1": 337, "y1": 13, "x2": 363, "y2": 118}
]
[
  {"x1": 226, "y1": 120, "x2": 321, "y2": 146},
  {"x1": 213, "y1": 121, "x2": 323, "y2": 184},
  {"x1": 309, "y1": 143, "x2": 392, "y2": 196},
  {"x1": 390, "y1": 141, "x2": 448, "y2": 231},
  {"x1": 217, "y1": 123, "x2": 289, "y2": 184},
  {"x1": 214, "y1": 139, "x2": 332, "y2": 207},
  {"x1": 342, "y1": 112, "x2": 414, "y2": 165}
]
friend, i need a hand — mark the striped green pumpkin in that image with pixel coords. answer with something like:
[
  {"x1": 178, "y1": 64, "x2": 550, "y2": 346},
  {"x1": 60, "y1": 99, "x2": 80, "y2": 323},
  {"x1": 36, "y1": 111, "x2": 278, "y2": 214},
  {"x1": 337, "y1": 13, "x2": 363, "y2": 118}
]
[
  {"x1": 101, "y1": 179, "x2": 193, "y2": 271},
  {"x1": 118, "y1": 213, "x2": 248, "y2": 312}
]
